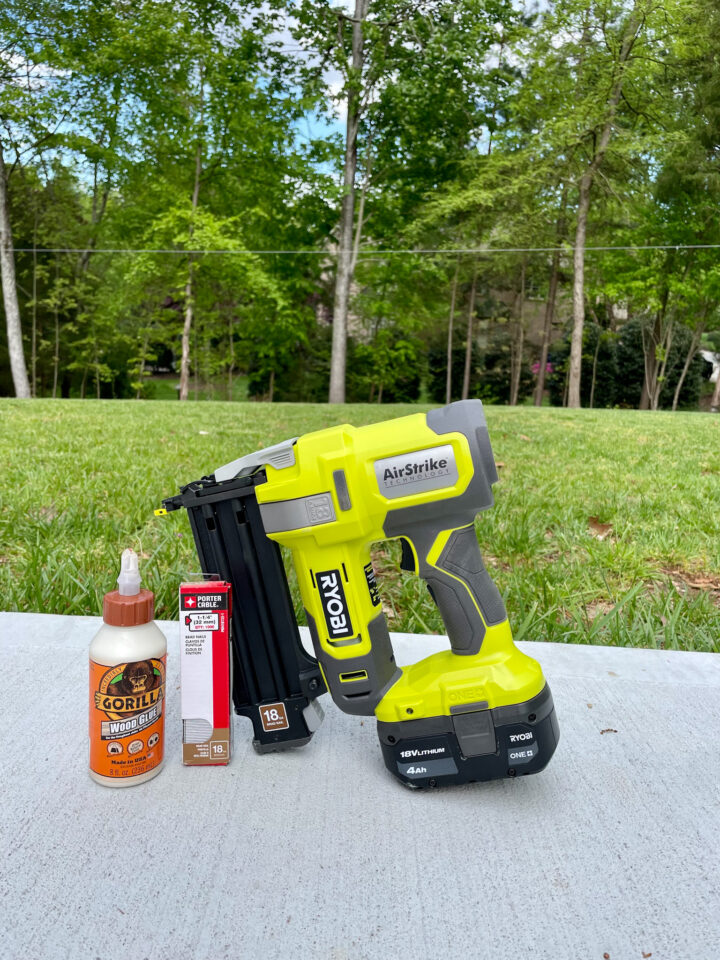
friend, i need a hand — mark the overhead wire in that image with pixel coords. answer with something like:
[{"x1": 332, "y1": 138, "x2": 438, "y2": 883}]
[{"x1": 11, "y1": 243, "x2": 720, "y2": 256}]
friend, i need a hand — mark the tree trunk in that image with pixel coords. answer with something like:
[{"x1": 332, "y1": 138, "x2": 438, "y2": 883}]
[
  {"x1": 52, "y1": 279, "x2": 60, "y2": 399},
  {"x1": 194, "y1": 320, "x2": 199, "y2": 400},
  {"x1": 641, "y1": 286, "x2": 672, "y2": 410},
  {"x1": 227, "y1": 315, "x2": 235, "y2": 400},
  {"x1": 486, "y1": 33, "x2": 505, "y2": 157},
  {"x1": 534, "y1": 191, "x2": 567, "y2": 406},
  {"x1": 567, "y1": 6, "x2": 642, "y2": 408},
  {"x1": 672, "y1": 325, "x2": 704, "y2": 411},
  {"x1": 446, "y1": 259, "x2": 460, "y2": 404},
  {"x1": 268, "y1": 368, "x2": 275, "y2": 403},
  {"x1": 462, "y1": 262, "x2": 479, "y2": 401},
  {"x1": 510, "y1": 260, "x2": 526, "y2": 406},
  {"x1": 568, "y1": 173, "x2": 592, "y2": 408},
  {"x1": 534, "y1": 251, "x2": 560, "y2": 406},
  {"x1": 650, "y1": 321, "x2": 674, "y2": 411},
  {"x1": 94, "y1": 337, "x2": 101, "y2": 399},
  {"x1": 31, "y1": 207, "x2": 38, "y2": 397},
  {"x1": 589, "y1": 332, "x2": 601, "y2": 409},
  {"x1": 329, "y1": 0, "x2": 369, "y2": 404},
  {"x1": 640, "y1": 318, "x2": 656, "y2": 410},
  {"x1": 179, "y1": 259, "x2": 195, "y2": 401},
  {"x1": 639, "y1": 380, "x2": 650, "y2": 410},
  {"x1": 179, "y1": 140, "x2": 202, "y2": 402},
  {"x1": 350, "y1": 128, "x2": 373, "y2": 280},
  {"x1": 0, "y1": 144, "x2": 31, "y2": 398},
  {"x1": 136, "y1": 331, "x2": 150, "y2": 400},
  {"x1": 510, "y1": 323, "x2": 525, "y2": 406}
]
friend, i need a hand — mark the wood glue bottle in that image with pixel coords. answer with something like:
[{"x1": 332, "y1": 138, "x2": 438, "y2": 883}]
[{"x1": 89, "y1": 549, "x2": 167, "y2": 787}]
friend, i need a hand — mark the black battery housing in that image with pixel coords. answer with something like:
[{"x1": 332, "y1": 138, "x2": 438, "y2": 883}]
[
  {"x1": 377, "y1": 685, "x2": 559, "y2": 788},
  {"x1": 162, "y1": 473, "x2": 326, "y2": 752}
]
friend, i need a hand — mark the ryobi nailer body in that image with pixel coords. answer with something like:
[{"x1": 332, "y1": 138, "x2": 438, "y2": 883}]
[{"x1": 204, "y1": 399, "x2": 559, "y2": 788}]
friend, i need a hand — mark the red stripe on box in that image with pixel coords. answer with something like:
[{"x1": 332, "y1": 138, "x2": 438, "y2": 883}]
[{"x1": 212, "y1": 610, "x2": 229, "y2": 725}]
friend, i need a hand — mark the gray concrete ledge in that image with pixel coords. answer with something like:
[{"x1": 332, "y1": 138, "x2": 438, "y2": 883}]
[{"x1": 1, "y1": 612, "x2": 718, "y2": 960}]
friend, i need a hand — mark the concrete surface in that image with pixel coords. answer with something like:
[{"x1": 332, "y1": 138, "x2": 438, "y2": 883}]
[{"x1": 1, "y1": 611, "x2": 719, "y2": 960}]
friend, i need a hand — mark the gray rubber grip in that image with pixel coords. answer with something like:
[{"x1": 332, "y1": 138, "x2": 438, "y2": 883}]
[{"x1": 422, "y1": 525, "x2": 507, "y2": 656}]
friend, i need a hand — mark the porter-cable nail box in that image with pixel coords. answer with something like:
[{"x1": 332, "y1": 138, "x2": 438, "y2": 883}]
[{"x1": 180, "y1": 581, "x2": 232, "y2": 765}]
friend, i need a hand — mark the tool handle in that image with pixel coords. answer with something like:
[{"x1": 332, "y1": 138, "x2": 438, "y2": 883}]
[
  {"x1": 402, "y1": 524, "x2": 507, "y2": 656},
  {"x1": 293, "y1": 541, "x2": 401, "y2": 716}
]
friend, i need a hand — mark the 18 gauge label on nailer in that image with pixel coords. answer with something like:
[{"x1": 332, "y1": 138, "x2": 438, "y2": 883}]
[
  {"x1": 260, "y1": 702, "x2": 290, "y2": 732},
  {"x1": 89, "y1": 657, "x2": 166, "y2": 780}
]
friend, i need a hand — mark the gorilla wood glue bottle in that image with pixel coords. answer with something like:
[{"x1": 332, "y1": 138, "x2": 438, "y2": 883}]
[{"x1": 89, "y1": 549, "x2": 167, "y2": 787}]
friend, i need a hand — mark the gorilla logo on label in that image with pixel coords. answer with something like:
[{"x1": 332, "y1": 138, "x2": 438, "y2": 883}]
[{"x1": 108, "y1": 660, "x2": 160, "y2": 697}]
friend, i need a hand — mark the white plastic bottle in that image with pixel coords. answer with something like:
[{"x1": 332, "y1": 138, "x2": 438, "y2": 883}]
[{"x1": 89, "y1": 549, "x2": 167, "y2": 787}]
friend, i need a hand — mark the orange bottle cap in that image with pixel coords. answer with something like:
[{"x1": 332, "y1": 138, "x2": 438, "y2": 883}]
[{"x1": 103, "y1": 588, "x2": 155, "y2": 627}]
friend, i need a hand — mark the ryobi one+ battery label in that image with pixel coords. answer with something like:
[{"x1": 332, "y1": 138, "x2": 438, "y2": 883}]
[
  {"x1": 316, "y1": 569, "x2": 355, "y2": 641},
  {"x1": 506, "y1": 729, "x2": 538, "y2": 765},
  {"x1": 89, "y1": 656, "x2": 166, "y2": 779}
]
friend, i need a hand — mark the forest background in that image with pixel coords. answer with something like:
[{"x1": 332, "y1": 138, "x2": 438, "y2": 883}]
[{"x1": 2, "y1": 0, "x2": 720, "y2": 411}]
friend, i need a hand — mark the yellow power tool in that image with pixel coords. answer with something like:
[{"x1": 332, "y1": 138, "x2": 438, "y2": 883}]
[{"x1": 212, "y1": 400, "x2": 559, "y2": 788}]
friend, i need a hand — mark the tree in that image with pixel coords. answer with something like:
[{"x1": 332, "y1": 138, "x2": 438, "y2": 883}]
[
  {"x1": 3, "y1": 0, "x2": 720, "y2": 412},
  {"x1": 0, "y1": 146, "x2": 29, "y2": 396},
  {"x1": 293, "y1": 0, "x2": 523, "y2": 402},
  {"x1": 510, "y1": 0, "x2": 683, "y2": 408},
  {"x1": 0, "y1": 0, "x2": 78, "y2": 397},
  {"x1": 566, "y1": 1, "x2": 646, "y2": 408}
]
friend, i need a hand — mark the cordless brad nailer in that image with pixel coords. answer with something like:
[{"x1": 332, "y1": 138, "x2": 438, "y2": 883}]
[{"x1": 162, "y1": 400, "x2": 559, "y2": 787}]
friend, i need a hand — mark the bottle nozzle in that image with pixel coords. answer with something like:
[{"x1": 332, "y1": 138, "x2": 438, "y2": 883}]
[{"x1": 117, "y1": 548, "x2": 142, "y2": 596}]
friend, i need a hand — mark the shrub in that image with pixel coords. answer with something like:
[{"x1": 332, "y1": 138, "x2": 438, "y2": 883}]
[
  {"x1": 547, "y1": 318, "x2": 707, "y2": 409},
  {"x1": 547, "y1": 323, "x2": 618, "y2": 408},
  {"x1": 428, "y1": 326, "x2": 533, "y2": 405},
  {"x1": 246, "y1": 324, "x2": 423, "y2": 403}
]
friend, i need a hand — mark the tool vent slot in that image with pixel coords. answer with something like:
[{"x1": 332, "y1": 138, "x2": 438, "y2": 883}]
[{"x1": 339, "y1": 670, "x2": 368, "y2": 683}]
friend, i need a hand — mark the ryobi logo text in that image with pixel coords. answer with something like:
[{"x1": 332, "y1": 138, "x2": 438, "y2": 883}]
[
  {"x1": 374, "y1": 444, "x2": 459, "y2": 499},
  {"x1": 317, "y1": 569, "x2": 355, "y2": 640}
]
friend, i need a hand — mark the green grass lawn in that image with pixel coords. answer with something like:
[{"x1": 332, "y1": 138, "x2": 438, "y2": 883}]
[{"x1": 1, "y1": 399, "x2": 718, "y2": 652}]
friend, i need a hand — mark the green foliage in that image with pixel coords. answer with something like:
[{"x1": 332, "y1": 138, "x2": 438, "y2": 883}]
[
  {"x1": 427, "y1": 334, "x2": 534, "y2": 407},
  {"x1": 345, "y1": 329, "x2": 424, "y2": 403},
  {"x1": 1, "y1": 0, "x2": 719, "y2": 409},
  {"x1": 548, "y1": 324, "x2": 618, "y2": 409},
  {"x1": 246, "y1": 325, "x2": 424, "y2": 403},
  {"x1": 614, "y1": 319, "x2": 710, "y2": 410},
  {"x1": 548, "y1": 319, "x2": 709, "y2": 409},
  {"x1": 477, "y1": 341, "x2": 534, "y2": 406}
]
